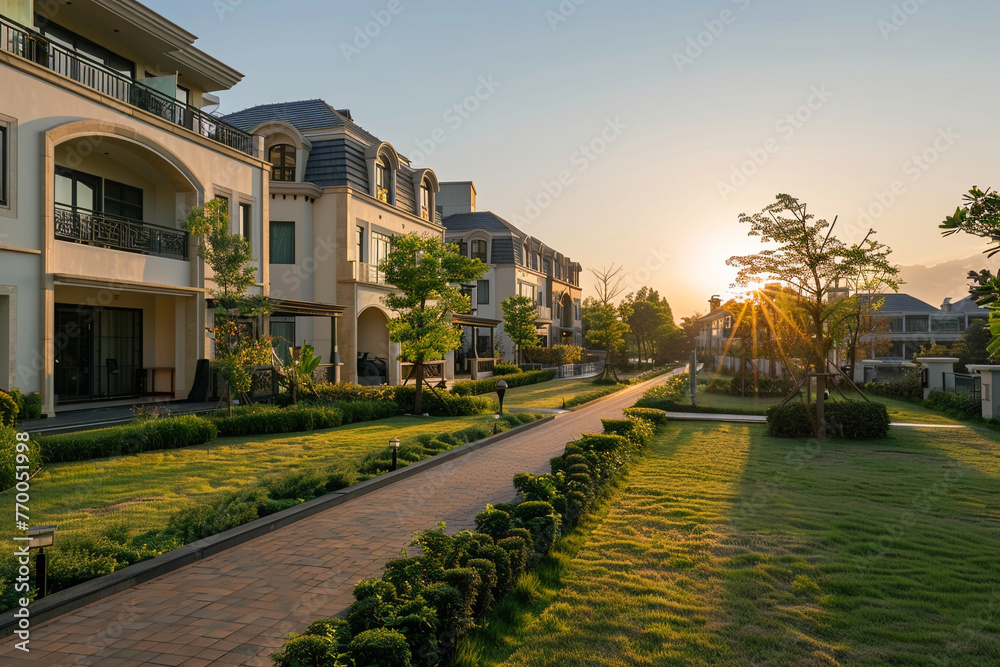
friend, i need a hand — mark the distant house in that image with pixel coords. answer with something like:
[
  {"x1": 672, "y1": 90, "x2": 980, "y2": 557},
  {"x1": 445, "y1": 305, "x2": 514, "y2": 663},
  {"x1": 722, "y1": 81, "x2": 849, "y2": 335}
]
[
  {"x1": 858, "y1": 294, "x2": 988, "y2": 361},
  {"x1": 439, "y1": 182, "x2": 584, "y2": 361}
]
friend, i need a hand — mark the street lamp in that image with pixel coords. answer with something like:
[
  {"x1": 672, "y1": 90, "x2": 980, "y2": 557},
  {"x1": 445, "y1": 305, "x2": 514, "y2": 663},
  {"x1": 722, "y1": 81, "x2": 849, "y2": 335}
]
[
  {"x1": 496, "y1": 379, "x2": 508, "y2": 416},
  {"x1": 27, "y1": 525, "x2": 57, "y2": 599},
  {"x1": 389, "y1": 437, "x2": 401, "y2": 471}
]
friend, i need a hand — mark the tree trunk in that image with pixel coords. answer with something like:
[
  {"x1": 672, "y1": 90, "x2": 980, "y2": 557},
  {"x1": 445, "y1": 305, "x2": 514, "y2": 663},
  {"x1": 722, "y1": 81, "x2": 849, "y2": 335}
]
[
  {"x1": 816, "y1": 374, "x2": 826, "y2": 440},
  {"x1": 413, "y1": 362, "x2": 424, "y2": 414}
]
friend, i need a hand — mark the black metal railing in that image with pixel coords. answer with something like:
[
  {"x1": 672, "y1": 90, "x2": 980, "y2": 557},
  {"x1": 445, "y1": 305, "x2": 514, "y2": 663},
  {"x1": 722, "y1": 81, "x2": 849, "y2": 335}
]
[
  {"x1": 945, "y1": 372, "x2": 982, "y2": 401},
  {"x1": 1, "y1": 16, "x2": 254, "y2": 156},
  {"x1": 54, "y1": 205, "x2": 188, "y2": 259}
]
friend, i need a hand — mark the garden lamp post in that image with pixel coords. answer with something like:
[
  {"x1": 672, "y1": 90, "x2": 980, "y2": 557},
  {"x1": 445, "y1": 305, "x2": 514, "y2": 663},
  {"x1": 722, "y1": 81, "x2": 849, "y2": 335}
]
[
  {"x1": 27, "y1": 525, "x2": 56, "y2": 599},
  {"x1": 496, "y1": 379, "x2": 508, "y2": 416},
  {"x1": 389, "y1": 437, "x2": 401, "y2": 471}
]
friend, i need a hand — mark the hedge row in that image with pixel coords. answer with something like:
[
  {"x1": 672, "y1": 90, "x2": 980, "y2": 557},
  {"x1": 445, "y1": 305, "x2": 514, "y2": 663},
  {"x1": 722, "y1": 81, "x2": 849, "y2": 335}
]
[
  {"x1": 923, "y1": 390, "x2": 982, "y2": 420},
  {"x1": 36, "y1": 415, "x2": 217, "y2": 463},
  {"x1": 766, "y1": 400, "x2": 891, "y2": 439},
  {"x1": 0, "y1": 426, "x2": 42, "y2": 492},
  {"x1": 312, "y1": 383, "x2": 497, "y2": 416},
  {"x1": 449, "y1": 369, "x2": 556, "y2": 397},
  {"x1": 864, "y1": 375, "x2": 923, "y2": 401},
  {"x1": 271, "y1": 408, "x2": 667, "y2": 666}
]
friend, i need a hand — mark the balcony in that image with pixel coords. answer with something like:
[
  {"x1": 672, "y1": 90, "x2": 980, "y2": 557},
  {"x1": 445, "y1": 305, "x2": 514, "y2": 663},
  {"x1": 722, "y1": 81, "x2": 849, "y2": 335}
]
[
  {"x1": 537, "y1": 306, "x2": 553, "y2": 321},
  {"x1": 352, "y1": 261, "x2": 388, "y2": 285},
  {"x1": 54, "y1": 205, "x2": 188, "y2": 260},
  {"x1": 1, "y1": 16, "x2": 254, "y2": 156}
]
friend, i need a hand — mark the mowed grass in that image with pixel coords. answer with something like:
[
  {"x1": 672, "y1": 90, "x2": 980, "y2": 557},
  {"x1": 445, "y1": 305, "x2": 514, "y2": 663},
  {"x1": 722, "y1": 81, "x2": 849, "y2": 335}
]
[
  {"x1": 503, "y1": 378, "x2": 613, "y2": 409},
  {"x1": 490, "y1": 422, "x2": 1000, "y2": 666},
  {"x1": 0, "y1": 415, "x2": 496, "y2": 544}
]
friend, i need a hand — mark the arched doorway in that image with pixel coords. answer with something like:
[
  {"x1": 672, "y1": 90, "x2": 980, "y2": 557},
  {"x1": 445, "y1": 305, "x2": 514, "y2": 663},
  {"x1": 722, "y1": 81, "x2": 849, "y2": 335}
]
[{"x1": 357, "y1": 307, "x2": 390, "y2": 386}]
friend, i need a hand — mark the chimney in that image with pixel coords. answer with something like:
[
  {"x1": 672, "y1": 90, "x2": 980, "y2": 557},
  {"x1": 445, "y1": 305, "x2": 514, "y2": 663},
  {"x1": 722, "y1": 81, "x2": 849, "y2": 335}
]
[
  {"x1": 709, "y1": 295, "x2": 722, "y2": 312},
  {"x1": 438, "y1": 182, "x2": 477, "y2": 218},
  {"x1": 941, "y1": 297, "x2": 952, "y2": 312}
]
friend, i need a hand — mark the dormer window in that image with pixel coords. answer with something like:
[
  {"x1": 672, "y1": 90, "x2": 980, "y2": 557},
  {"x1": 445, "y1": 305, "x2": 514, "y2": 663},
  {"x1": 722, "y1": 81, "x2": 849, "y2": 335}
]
[
  {"x1": 471, "y1": 239, "x2": 488, "y2": 263},
  {"x1": 420, "y1": 181, "x2": 431, "y2": 220},
  {"x1": 376, "y1": 159, "x2": 391, "y2": 203},
  {"x1": 269, "y1": 144, "x2": 296, "y2": 182}
]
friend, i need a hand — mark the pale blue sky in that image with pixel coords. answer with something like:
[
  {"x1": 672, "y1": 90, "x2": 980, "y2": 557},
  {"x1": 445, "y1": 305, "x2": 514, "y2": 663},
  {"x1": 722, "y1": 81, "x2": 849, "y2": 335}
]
[{"x1": 146, "y1": 0, "x2": 1000, "y2": 316}]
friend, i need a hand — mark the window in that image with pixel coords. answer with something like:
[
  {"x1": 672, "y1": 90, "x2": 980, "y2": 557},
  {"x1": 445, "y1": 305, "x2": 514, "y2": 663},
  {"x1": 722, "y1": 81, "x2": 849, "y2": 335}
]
[
  {"x1": 356, "y1": 225, "x2": 366, "y2": 262},
  {"x1": 905, "y1": 315, "x2": 929, "y2": 333},
  {"x1": 544, "y1": 259, "x2": 552, "y2": 276},
  {"x1": 55, "y1": 166, "x2": 101, "y2": 212},
  {"x1": 35, "y1": 15, "x2": 135, "y2": 77},
  {"x1": 887, "y1": 317, "x2": 904, "y2": 332},
  {"x1": 376, "y1": 160, "x2": 391, "y2": 203},
  {"x1": 477, "y1": 279, "x2": 489, "y2": 305},
  {"x1": 270, "y1": 221, "x2": 295, "y2": 264},
  {"x1": 103, "y1": 179, "x2": 143, "y2": 221},
  {"x1": 532, "y1": 254, "x2": 540, "y2": 271},
  {"x1": 519, "y1": 282, "x2": 536, "y2": 301},
  {"x1": 371, "y1": 231, "x2": 392, "y2": 271},
  {"x1": 270, "y1": 318, "x2": 295, "y2": 363},
  {"x1": 240, "y1": 203, "x2": 252, "y2": 249},
  {"x1": 574, "y1": 298, "x2": 581, "y2": 321},
  {"x1": 471, "y1": 239, "x2": 488, "y2": 263},
  {"x1": 269, "y1": 144, "x2": 296, "y2": 182},
  {"x1": 0, "y1": 125, "x2": 7, "y2": 207},
  {"x1": 420, "y1": 181, "x2": 431, "y2": 220}
]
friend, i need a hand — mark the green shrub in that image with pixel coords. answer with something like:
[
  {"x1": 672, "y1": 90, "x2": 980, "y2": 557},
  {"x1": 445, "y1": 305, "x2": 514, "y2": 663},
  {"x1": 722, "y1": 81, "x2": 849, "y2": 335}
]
[
  {"x1": 766, "y1": 400, "x2": 891, "y2": 439},
  {"x1": 864, "y1": 370, "x2": 924, "y2": 402},
  {"x1": 37, "y1": 415, "x2": 216, "y2": 463},
  {"x1": 449, "y1": 369, "x2": 556, "y2": 397},
  {"x1": 421, "y1": 582, "x2": 465, "y2": 629},
  {"x1": 523, "y1": 345, "x2": 583, "y2": 366},
  {"x1": 601, "y1": 417, "x2": 654, "y2": 446},
  {"x1": 474, "y1": 507, "x2": 511, "y2": 540},
  {"x1": 386, "y1": 601, "x2": 439, "y2": 666},
  {"x1": 924, "y1": 390, "x2": 982, "y2": 419},
  {"x1": 211, "y1": 404, "x2": 343, "y2": 437},
  {"x1": 564, "y1": 384, "x2": 623, "y2": 408},
  {"x1": 0, "y1": 426, "x2": 41, "y2": 492},
  {"x1": 304, "y1": 617, "x2": 352, "y2": 647},
  {"x1": 348, "y1": 628, "x2": 411, "y2": 667},
  {"x1": 22, "y1": 392, "x2": 42, "y2": 420},
  {"x1": 493, "y1": 361, "x2": 523, "y2": 375},
  {"x1": 439, "y1": 567, "x2": 481, "y2": 621},
  {"x1": 270, "y1": 634, "x2": 346, "y2": 667},
  {"x1": 465, "y1": 558, "x2": 498, "y2": 617},
  {"x1": 0, "y1": 390, "x2": 18, "y2": 426},
  {"x1": 641, "y1": 375, "x2": 688, "y2": 403},
  {"x1": 622, "y1": 407, "x2": 669, "y2": 426}
]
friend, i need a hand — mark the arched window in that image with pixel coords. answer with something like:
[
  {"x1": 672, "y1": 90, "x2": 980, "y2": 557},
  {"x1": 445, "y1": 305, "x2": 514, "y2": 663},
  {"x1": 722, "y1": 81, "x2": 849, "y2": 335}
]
[
  {"x1": 471, "y1": 239, "x2": 488, "y2": 263},
  {"x1": 376, "y1": 158, "x2": 391, "y2": 203},
  {"x1": 420, "y1": 180, "x2": 432, "y2": 220},
  {"x1": 269, "y1": 144, "x2": 295, "y2": 182}
]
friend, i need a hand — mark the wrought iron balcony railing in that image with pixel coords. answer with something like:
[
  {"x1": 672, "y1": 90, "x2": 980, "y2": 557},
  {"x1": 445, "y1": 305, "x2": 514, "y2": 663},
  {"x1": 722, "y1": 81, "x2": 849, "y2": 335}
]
[
  {"x1": 54, "y1": 205, "x2": 188, "y2": 260},
  {"x1": 1, "y1": 16, "x2": 254, "y2": 156}
]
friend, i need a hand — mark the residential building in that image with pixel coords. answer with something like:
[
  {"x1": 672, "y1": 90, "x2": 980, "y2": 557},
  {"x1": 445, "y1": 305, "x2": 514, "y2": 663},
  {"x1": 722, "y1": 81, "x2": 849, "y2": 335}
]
[
  {"x1": 693, "y1": 295, "x2": 730, "y2": 356},
  {"x1": 221, "y1": 99, "x2": 447, "y2": 386},
  {"x1": 0, "y1": 0, "x2": 269, "y2": 415},
  {"x1": 438, "y1": 182, "x2": 584, "y2": 362},
  {"x1": 858, "y1": 293, "x2": 988, "y2": 361}
]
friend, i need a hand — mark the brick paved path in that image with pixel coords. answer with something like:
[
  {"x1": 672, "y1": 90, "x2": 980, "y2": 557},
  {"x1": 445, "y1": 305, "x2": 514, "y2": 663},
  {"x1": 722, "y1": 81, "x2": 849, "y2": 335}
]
[{"x1": 0, "y1": 375, "x2": 670, "y2": 666}]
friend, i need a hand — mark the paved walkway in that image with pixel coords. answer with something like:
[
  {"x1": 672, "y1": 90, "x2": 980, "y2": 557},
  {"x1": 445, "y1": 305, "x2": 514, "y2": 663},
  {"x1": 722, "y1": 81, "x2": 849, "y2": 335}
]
[{"x1": 0, "y1": 375, "x2": 670, "y2": 666}]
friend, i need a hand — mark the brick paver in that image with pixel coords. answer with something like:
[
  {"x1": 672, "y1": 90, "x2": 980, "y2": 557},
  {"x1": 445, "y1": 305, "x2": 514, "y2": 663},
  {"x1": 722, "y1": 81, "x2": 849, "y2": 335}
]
[{"x1": 0, "y1": 375, "x2": 670, "y2": 665}]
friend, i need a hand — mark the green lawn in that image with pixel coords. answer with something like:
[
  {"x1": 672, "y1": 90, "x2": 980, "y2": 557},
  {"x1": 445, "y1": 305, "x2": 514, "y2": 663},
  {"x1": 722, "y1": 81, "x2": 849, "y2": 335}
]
[
  {"x1": 0, "y1": 415, "x2": 497, "y2": 544},
  {"x1": 503, "y1": 378, "x2": 614, "y2": 409},
  {"x1": 485, "y1": 421, "x2": 1000, "y2": 666}
]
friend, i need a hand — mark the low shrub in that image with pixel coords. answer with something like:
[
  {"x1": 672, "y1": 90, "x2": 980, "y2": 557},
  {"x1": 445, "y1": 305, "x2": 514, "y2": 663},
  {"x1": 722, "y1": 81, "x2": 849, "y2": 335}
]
[
  {"x1": 37, "y1": 415, "x2": 217, "y2": 463},
  {"x1": 313, "y1": 383, "x2": 496, "y2": 416},
  {"x1": 865, "y1": 373, "x2": 924, "y2": 402},
  {"x1": 564, "y1": 384, "x2": 622, "y2": 408},
  {"x1": 270, "y1": 633, "x2": 345, "y2": 667},
  {"x1": 450, "y1": 369, "x2": 556, "y2": 397},
  {"x1": 0, "y1": 390, "x2": 17, "y2": 426},
  {"x1": 348, "y1": 628, "x2": 411, "y2": 667},
  {"x1": 622, "y1": 407, "x2": 669, "y2": 426},
  {"x1": 0, "y1": 426, "x2": 42, "y2": 492},
  {"x1": 766, "y1": 400, "x2": 891, "y2": 439},
  {"x1": 493, "y1": 362, "x2": 522, "y2": 376},
  {"x1": 22, "y1": 392, "x2": 42, "y2": 420},
  {"x1": 641, "y1": 375, "x2": 689, "y2": 404},
  {"x1": 924, "y1": 390, "x2": 982, "y2": 419},
  {"x1": 523, "y1": 345, "x2": 583, "y2": 366},
  {"x1": 210, "y1": 404, "x2": 343, "y2": 437}
]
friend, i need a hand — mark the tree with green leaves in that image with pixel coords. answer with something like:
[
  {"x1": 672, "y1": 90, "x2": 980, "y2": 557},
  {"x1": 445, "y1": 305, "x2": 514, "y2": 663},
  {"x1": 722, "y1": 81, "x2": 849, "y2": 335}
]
[
  {"x1": 941, "y1": 186, "x2": 1000, "y2": 358},
  {"x1": 620, "y1": 287, "x2": 680, "y2": 367},
  {"x1": 380, "y1": 234, "x2": 487, "y2": 414},
  {"x1": 184, "y1": 199, "x2": 270, "y2": 416},
  {"x1": 500, "y1": 295, "x2": 539, "y2": 364},
  {"x1": 727, "y1": 194, "x2": 899, "y2": 437}
]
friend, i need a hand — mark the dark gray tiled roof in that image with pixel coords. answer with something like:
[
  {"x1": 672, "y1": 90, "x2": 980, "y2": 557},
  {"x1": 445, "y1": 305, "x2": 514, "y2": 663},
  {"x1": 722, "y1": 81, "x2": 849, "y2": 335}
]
[
  {"x1": 221, "y1": 99, "x2": 379, "y2": 144},
  {"x1": 869, "y1": 293, "x2": 939, "y2": 313},
  {"x1": 442, "y1": 212, "x2": 528, "y2": 238},
  {"x1": 949, "y1": 295, "x2": 988, "y2": 313}
]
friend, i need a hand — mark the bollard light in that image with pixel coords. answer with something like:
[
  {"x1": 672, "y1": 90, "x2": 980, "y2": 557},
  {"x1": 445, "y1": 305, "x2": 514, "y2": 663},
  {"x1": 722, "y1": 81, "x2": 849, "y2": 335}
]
[
  {"x1": 389, "y1": 437, "x2": 401, "y2": 471},
  {"x1": 27, "y1": 525, "x2": 57, "y2": 599},
  {"x1": 496, "y1": 379, "x2": 508, "y2": 416},
  {"x1": 493, "y1": 413, "x2": 500, "y2": 434}
]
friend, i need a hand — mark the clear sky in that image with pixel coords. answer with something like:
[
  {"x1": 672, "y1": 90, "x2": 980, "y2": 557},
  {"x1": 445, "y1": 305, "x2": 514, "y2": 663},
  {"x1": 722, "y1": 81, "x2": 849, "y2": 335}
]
[{"x1": 146, "y1": 0, "x2": 1000, "y2": 318}]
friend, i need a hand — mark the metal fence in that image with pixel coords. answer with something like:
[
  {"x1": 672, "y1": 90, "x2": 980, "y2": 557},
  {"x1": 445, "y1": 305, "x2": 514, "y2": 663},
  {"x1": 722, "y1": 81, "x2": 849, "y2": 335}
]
[{"x1": 944, "y1": 372, "x2": 982, "y2": 401}]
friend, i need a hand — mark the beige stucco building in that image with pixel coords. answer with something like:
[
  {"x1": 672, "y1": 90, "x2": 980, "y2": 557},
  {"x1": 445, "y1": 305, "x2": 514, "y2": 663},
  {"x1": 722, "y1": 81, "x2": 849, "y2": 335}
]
[
  {"x1": 0, "y1": 0, "x2": 269, "y2": 415},
  {"x1": 438, "y1": 182, "x2": 584, "y2": 362},
  {"x1": 221, "y1": 99, "x2": 446, "y2": 386}
]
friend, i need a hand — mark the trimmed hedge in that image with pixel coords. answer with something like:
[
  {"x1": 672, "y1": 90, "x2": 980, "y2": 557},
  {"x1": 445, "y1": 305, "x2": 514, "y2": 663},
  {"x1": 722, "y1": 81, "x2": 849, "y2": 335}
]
[
  {"x1": 210, "y1": 404, "x2": 344, "y2": 437},
  {"x1": 312, "y1": 383, "x2": 496, "y2": 416},
  {"x1": 0, "y1": 426, "x2": 42, "y2": 492},
  {"x1": 449, "y1": 369, "x2": 557, "y2": 397},
  {"x1": 273, "y1": 405, "x2": 664, "y2": 666},
  {"x1": 622, "y1": 407, "x2": 669, "y2": 426},
  {"x1": 0, "y1": 390, "x2": 17, "y2": 426},
  {"x1": 766, "y1": 400, "x2": 891, "y2": 439},
  {"x1": 924, "y1": 390, "x2": 982, "y2": 419},
  {"x1": 865, "y1": 375, "x2": 923, "y2": 401},
  {"x1": 36, "y1": 415, "x2": 217, "y2": 463}
]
